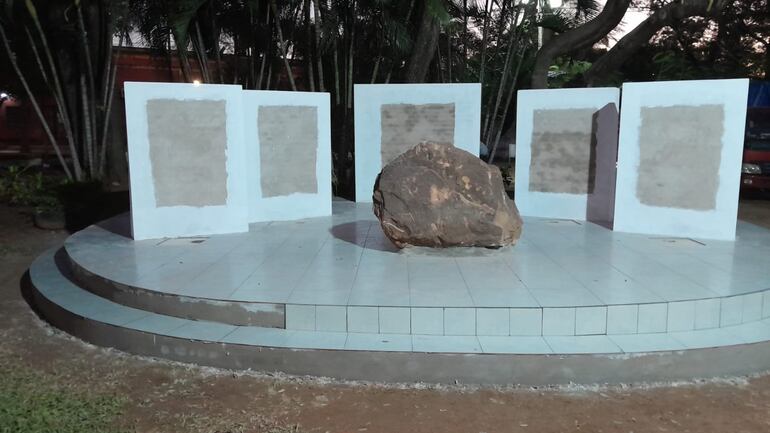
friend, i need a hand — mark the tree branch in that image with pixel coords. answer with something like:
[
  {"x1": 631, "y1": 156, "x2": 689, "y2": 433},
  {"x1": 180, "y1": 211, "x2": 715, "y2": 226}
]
[
  {"x1": 584, "y1": 0, "x2": 731, "y2": 86},
  {"x1": 530, "y1": 0, "x2": 631, "y2": 88}
]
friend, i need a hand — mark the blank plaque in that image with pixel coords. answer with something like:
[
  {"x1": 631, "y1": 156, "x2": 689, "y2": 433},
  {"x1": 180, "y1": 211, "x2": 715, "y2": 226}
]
[
  {"x1": 243, "y1": 90, "x2": 332, "y2": 223},
  {"x1": 614, "y1": 79, "x2": 749, "y2": 240},
  {"x1": 354, "y1": 84, "x2": 481, "y2": 203},
  {"x1": 124, "y1": 82, "x2": 247, "y2": 240},
  {"x1": 380, "y1": 103, "x2": 455, "y2": 166},
  {"x1": 514, "y1": 87, "x2": 620, "y2": 220},
  {"x1": 147, "y1": 99, "x2": 228, "y2": 208},
  {"x1": 636, "y1": 105, "x2": 724, "y2": 211},
  {"x1": 529, "y1": 108, "x2": 597, "y2": 195},
  {"x1": 258, "y1": 105, "x2": 319, "y2": 198}
]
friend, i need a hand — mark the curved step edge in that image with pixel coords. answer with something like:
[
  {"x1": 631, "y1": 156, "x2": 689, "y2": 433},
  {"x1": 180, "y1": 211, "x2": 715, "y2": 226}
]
[
  {"x1": 62, "y1": 245, "x2": 285, "y2": 328},
  {"x1": 26, "y1": 247, "x2": 770, "y2": 386}
]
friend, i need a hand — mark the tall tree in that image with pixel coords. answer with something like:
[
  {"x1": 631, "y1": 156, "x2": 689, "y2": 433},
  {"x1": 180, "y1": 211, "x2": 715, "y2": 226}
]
[
  {"x1": 404, "y1": 0, "x2": 445, "y2": 83},
  {"x1": 584, "y1": 0, "x2": 736, "y2": 85},
  {"x1": 530, "y1": 0, "x2": 631, "y2": 88}
]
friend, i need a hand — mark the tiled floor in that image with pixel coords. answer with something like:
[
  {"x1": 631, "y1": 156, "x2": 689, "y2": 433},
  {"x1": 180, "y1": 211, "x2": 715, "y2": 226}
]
[
  {"x1": 64, "y1": 201, "x2": 770, "y2": 337},
  {"x1": 30, "y1": 247, "x2": 770, "y2": 355}
]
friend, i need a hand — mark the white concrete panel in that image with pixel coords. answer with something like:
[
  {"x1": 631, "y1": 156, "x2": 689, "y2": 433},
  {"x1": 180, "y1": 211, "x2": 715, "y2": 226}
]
[
  {"x1": 124, "y1": 82, "x2": 248, "y2": 240},
  {"x1": 614, "y1": 79, "x2": 749, "y2": 240},
  {"x1": 514, "y1": 88, "x2": 620, "y2": 220},
  {"x1": 242, "y1": 90, "x2": 332, "y2": 222},
  {"x1": 354, "y1": 83, "x2": 481, "y2": 203}
]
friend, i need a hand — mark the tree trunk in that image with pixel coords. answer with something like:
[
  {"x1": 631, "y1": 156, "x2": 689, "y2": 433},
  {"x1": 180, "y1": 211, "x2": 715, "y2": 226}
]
[
  {"x1": 404, "y1": 2, "x2": 440, "y2": 83},
  {"x1": 26, "y1": 0, "x2": 82, "y2": 179},
  {"x1": 194, "y1": 19, "x2": 211, "y2": 83},
  {"x1": 0, "y1": 22, "x2": 73, "y2": 180},
  {"x1": 304, "y1": 0, "x2": 315, "y2": 91},
  {"x1": 270, "y1": 0, "x2": 297, "y2": 91},
  {"x1": 530, "y1": 0, "x2": 631, "y2": 88},
  {"x1": 478, "y1": 0, "x2": 491, "y2": 86},
  {"x1": 313, "y1": 0, "x2": 326, "y2": 92},
  {"x1": 446, "y1": 32, "x2": 452, "y2": 83},
  {"x1": 484, "y1": 17, "x2": 519, "y2": 146},
  {"x1": 489, "y1": 46, "x2": 527, "y2": 164},
  {"x1": 257, "y1": 5, "x2": 271, "y2": 89},
  {"x1": 370, "y1": 55, "x2": 381, "y2": 83},
  {"x1": 346, "y1": 0, "x2": 355, "y2": 109},
  {"x1": 583, "y1": 0, "x2": 731, "y2": 86},
  {"x1": 333, "y1": 37, "x2": 341, "y2": 104}
]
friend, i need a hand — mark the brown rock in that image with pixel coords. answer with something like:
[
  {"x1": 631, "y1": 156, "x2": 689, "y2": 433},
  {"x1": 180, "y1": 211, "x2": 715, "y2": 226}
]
[{"x1": 373, "y1": 141, "x2": 523, "y2": 248}]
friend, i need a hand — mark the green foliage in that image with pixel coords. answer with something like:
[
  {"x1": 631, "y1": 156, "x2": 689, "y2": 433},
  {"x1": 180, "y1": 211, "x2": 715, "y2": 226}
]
[
  {"x1": 425, "y1": 0, "x2": 451, "y2": 26},
  {"x1": 0, "y1": 165, "x2": 62, "y2": 210},
  {"x1": 548, "y1": 58, "x2": 592, "y2": 88},
  {"x1": 0, "y1": 362, "x2": 127, "y2": 433},
  {"x1": 651, "y1": 50, "x2": 697, "y2": 81}
]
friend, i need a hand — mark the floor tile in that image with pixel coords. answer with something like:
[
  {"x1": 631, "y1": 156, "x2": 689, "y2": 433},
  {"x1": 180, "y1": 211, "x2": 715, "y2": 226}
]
[
  {"x1": 285, "y1": 304, "x2": 315, "y2": 331},
  {"x1": 165, "y1": 321, "x2": 237, "y2": 342},
  {"x1": 125, "y1": 313, "x2": 189, "y2": 334},
  {"x1": 411, "y1": 308, "x2": 443, "y2": 335},
  {"x1": 222, "y1": 326, "x2": 290, "y2": 347},
  {"x1": 476, "y1": 308, "x2": 510, "y2": 336},
  {"x1": 379, "y1": 307, "x2": 411, "y2": 334},
  {"x1": 575, "y1": 306, "x2": 607, "y2": 335},
  {"x1": 720, "y1": 296, "x2": 743, "y2": 327},
  {"x1": 542, "y1": 308, "x2": 575, "y2": 336},
  {"x1": 510, "y1": 308, "x2": 542, "y2": 336},
  {"x1": 730, "y1": 321, "x2": 770, "y2": 344},
  {"x1": 412, "y1": 335, "x2": 482, "y2": 353},
  {"x1": 478, "y1": 336, "x2": 552, "y2": 354},
  {"x1": 345, "y1": 333, "x2": 412, "y2": 352},
  {"x1": 742, "y1": 292, "x2": 763, "y2": 323},
  {"x1": 669, "y1": 327, "x2": 744, "y2": 350},
  {"x1": 544, "y1": 335, "x2": 621, "y2": 354},
  {"x1": 694, "y1": 298, "x2": 721, "y2": 329},
  {"x1": 529, "y1": 287, "x2": 603, "y2": 307},
  {"x1": 637, "y1": 303, "x2": 668, "y2": 333},
  {"x1": 606, "y1": 304, "x2": 638, "y2": 335},
  {"x1": 608, "y1": 333, "x2": 686, "y2": 353},
  {"x1": 410, "y1": 288, "x2": 473, "y2": 307},
  {"x1": 284, "y1": 330, "x2": 348, "y2": 350},
  {"x1": 443, "y1": 308, "x2": 476, "y2": 336},
  {"x1": 316, "y1": 306, "x2": 347, "y2": 332},
  {"x1": 667, "y1": 301, "x2": 696, "y2": 332},
  {"x1": 468, "y1": 288, "x2": 540, "y2": 308},
  {"x1": 347, "y1": 306, "x2": 379, "y2": 333}
]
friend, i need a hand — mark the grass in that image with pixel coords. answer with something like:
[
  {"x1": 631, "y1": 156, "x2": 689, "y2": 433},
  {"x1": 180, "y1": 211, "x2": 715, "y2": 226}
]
[{"x1": 0, "y1": 361, "x2": 128, "y2": 433}]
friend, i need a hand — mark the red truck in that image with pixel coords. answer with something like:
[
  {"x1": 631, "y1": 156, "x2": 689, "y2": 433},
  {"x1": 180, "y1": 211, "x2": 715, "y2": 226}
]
[{"x1": 742, "y1": 107, "x2": 770, "y2": 193}]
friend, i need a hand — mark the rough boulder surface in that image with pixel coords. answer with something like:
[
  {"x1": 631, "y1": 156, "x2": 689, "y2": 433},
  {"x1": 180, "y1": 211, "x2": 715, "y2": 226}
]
[{"x1": 373, "y1": 141, "x2": 523, "y2": 248}]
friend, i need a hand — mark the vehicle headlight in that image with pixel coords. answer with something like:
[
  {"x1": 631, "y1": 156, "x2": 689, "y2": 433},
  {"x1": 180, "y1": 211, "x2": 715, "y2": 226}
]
[{"x1": 742, "y1": 163, "x2": 761, "y2": 174}]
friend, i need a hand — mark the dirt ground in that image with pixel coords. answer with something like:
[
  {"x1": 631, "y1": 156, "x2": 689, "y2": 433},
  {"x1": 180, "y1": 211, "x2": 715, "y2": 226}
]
[{"x1": 3, "y1": 199, "x2": 770, "y2": 433}]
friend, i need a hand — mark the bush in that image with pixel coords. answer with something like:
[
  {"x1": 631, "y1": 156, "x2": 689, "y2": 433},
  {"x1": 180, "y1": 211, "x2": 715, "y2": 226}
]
[{"x1": 0, "y1": 165, "x2": 62, "y2": 211}]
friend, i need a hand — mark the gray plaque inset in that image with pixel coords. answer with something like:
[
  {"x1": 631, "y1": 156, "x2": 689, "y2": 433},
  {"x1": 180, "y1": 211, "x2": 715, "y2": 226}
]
[
  {"x1": 258, "y1": 105, "x2": 318, "y2": 198},
  {"x1": 636, "y1": 105, "x2": 724, "y2": 211},
  {"x1": 529, "y1": 108, "x2": 597, "y2": 194},
  {"x1": 380, "y1": 103, "x2": 455, "y2": 166},
  {"x1": 147, "y1": 99, "x2": 228, "y2": 208}
]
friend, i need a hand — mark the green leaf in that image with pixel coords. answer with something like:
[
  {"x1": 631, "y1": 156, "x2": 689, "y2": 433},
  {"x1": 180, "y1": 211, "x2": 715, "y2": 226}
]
[{"x1": 166, "y1": 0, "x2": 207, "y2": 47}]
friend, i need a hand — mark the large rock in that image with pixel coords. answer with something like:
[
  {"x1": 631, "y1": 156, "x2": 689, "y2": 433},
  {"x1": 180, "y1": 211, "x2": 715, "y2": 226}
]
[{"x1": 373, "y1": 142, "x2": 523, "y2": 248}]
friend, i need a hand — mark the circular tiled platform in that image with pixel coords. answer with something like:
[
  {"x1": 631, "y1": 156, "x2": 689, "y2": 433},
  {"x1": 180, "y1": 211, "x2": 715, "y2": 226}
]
[
  {"x1": 64, "y1": 202, "x2": 770, "y2": 336},
  {"x1": 25, "y1": 201, "x2": 770, "y2": 384}
]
